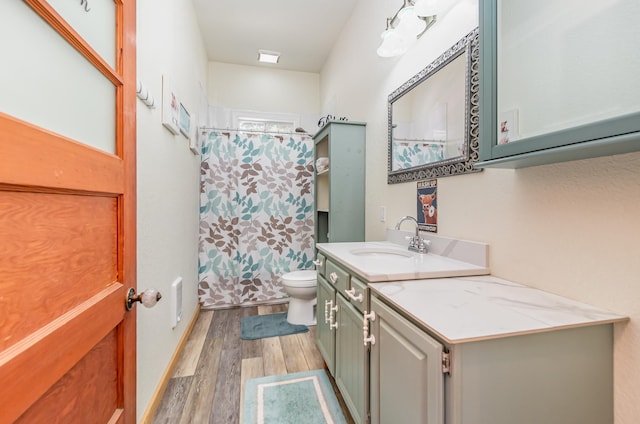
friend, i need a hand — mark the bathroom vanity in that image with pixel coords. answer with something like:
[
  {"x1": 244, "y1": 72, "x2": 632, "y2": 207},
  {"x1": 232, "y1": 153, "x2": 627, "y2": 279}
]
[
  {"x1": 315, "y1": 234, "x2": 490, "y2": 424},
  {"x1": 315, "y1": 235, "x2": 627, "y2": 424}
]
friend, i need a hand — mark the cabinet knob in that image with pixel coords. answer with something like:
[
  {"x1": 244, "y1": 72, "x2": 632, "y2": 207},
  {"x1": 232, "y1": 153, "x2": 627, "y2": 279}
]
[
  {"x1": 345, "y1": 288, "x2": 363, "y2": 303},
  {"x1": 329, "y1": 272, "x2": 338, "y2": 284}
]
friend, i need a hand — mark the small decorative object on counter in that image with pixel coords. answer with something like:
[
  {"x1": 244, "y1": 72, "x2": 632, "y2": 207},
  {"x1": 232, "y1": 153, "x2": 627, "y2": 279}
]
[{"x1": 318, "y1": 114, "x2": 348, "y2": 128}]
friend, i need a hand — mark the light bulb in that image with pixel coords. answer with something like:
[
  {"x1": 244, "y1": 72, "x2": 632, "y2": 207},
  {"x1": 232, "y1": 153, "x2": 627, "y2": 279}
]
[
  {"x1": 396, "y1": 6, "x2": 426, "y2": 37},
  {"x1": 414, "y1": 0, "x2": 439, "y2": 17},
  {"x1": 377, "y1": 28, "x2": 410, "y2": 58}
]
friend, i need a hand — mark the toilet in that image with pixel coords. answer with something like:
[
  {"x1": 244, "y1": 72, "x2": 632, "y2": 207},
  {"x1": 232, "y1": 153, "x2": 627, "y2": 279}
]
[{"x1": 281, "y1": 270, "x2": 317, "y2": 326}]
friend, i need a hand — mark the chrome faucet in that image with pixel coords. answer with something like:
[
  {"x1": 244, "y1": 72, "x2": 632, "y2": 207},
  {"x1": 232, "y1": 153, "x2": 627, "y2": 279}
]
[{"x1": 394, "y1": 216, "x2": 429, "y2": 254}]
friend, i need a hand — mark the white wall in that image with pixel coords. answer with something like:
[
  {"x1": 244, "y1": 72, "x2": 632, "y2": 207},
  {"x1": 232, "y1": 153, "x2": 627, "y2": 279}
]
[
  {"x1": 136, "y1": 0, "x2": 207, "y2": 420},
  {"x1": 207, "y1": 62, "x2": 320, "y2": 131},
  {"x1": 321, "y1": 0, "x2": 640, "y2": 422}
]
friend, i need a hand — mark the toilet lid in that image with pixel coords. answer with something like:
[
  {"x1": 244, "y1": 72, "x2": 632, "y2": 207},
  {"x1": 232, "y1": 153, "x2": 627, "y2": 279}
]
[{"x1": 282, "y1": 270, "x2": 317, "y2": 287}]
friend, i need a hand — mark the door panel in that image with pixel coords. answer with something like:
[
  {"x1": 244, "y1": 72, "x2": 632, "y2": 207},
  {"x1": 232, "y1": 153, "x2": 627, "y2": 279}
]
[
  {"x1": 0, "y1": 191, "x2": 117, "y2": 350},
  {"x1": 0, "y1": 0, "x2": 136, "y2": 422},
  {"x1": 370, "y1": 296, "x2": 444, "y2": 424},
  {"x1": 335, "y1": 295, "x2": 367, "y2": 424},
  {"x1": 15, "y1": 329, "x2": 120, "y2": 424},
  {"x1": 316, "y1": 275, "x2": 336, "y2": 375}
]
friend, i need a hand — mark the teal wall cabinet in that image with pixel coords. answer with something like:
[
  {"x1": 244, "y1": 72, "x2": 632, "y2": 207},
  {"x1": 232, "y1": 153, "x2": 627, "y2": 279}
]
[
  {"x1": 478, "y1": 0, "x2": 640, "y2": 169},
  {"x1": 314, "y1": 121, "x2": 366, "y2": 243}
]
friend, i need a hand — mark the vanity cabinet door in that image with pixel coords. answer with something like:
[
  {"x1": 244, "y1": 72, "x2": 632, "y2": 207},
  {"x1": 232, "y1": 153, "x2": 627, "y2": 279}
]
[
  {"x1": 335, "y1": 295, "x2": 368, "y2": 424},
  {"x1": 316, "y1": 275, "x2": 336, "y2": 375},
  {"x1": 370, "y1": 296, "x2": 444, "y2": 424}
]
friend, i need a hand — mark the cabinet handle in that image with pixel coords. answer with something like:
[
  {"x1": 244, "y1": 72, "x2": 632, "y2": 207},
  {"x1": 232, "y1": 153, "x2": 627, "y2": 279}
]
[
  {"x1": 324, "y1": 300, "x2": 332, "y2": 324},
  {"x1": 363, "y1": 310, "x2": 376, "y2": 346},
  {"x1": 329, "y1": 303, "x2": 339, "y2": 330},
  {"x1": 345, "y1": 288, "x2": 363, "y2": 303},
  {"x1": 329, "y1": 272, "x2": 338, "y2": 284},
  {"x1": 313, "y1": 259, "x2": 323, "y2": 267}
]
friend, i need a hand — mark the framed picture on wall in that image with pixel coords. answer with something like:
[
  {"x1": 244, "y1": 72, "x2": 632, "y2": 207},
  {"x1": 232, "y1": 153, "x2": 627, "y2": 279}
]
[
  {"x1": 417, "y1": 179, "x2": 437, "y2": 233},
  {"x1": 179, "y1": 103, "x2": 191, "y2": 139},
  {"x1": 162, "y1": 75, "x2": 180, "y2": 135}
]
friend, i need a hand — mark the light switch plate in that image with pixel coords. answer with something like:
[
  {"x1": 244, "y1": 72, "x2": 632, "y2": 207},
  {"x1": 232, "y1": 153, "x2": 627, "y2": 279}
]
[{"x1": 171, "y1": 277, "x2": 183, "y2": 329}]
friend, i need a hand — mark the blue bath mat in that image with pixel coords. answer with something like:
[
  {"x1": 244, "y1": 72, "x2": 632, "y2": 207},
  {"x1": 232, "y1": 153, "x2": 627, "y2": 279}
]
[
  {"x1": 242, "y1": 369, "x2": 347, "y2": 424},
  {"x1": 240, "y1": 313, "x2": 308, "y2": 340}
]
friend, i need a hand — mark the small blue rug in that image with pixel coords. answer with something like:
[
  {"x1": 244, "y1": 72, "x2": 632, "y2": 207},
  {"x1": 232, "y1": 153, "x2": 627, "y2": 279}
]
[
  {"x1": 240, "y1": 313, "x2": 308, "y2": 340},
  {"x1": 242, "y1": 370, "x2": 347, "y2": 424}
]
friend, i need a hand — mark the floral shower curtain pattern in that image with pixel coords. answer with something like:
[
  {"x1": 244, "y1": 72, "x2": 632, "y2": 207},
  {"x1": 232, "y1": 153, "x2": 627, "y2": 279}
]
[
  {"x1": 198, "y1": 130, "x2": 315, "y2": 307},
  {"x1": 392, "y1": 141, "x2": 444, "y2": 171}
]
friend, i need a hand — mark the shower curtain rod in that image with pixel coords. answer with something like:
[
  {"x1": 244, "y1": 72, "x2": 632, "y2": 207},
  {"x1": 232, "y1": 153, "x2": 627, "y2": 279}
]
[{"x1": 199, "y1": 127, "x2": 311, "y2": 136}]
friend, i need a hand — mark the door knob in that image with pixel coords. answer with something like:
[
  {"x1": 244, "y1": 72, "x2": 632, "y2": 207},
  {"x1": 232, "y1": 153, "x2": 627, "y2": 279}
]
[{"x1": 126, "y1": 288, "x2": 162, "y2": 310}]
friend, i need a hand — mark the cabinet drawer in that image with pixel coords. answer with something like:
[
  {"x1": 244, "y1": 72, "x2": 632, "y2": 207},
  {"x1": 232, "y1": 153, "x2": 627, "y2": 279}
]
[
  {"x1": 325, "y1": 259, "x2": 350, "y2": 293},
  {"x1": 315, "y1": 252, "x2": 326, "y2": 277},
  {"x1": 348, "y1": 277, "x2": 368, "y2": 314}
]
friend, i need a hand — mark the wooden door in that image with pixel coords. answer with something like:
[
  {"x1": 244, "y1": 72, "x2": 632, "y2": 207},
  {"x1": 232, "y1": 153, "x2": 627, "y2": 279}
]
[{"x1": 0, "y1": 1, "x2": 137, "y2": 423}]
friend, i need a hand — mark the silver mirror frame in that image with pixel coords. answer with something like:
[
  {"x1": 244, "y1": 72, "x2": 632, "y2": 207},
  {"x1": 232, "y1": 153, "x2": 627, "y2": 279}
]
[{"x1": 387, "y1": 28, "x2": 481, "y2": 184}]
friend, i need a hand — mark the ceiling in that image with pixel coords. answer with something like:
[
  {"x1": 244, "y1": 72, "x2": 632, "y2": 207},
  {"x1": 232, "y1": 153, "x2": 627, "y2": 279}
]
[{"x1": 191, "y1": 0, "x2": 360, "y2": 73}]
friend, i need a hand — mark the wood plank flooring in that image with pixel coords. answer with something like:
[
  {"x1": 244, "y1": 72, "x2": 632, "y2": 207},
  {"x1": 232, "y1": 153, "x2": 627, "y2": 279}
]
[{"x1": 152, "y1": 304, "x2": 355, "y2": 424}]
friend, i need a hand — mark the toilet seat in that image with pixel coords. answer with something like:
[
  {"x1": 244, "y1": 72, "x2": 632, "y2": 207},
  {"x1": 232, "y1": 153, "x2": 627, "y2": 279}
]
[{"x1": 282, "y1": 270, "x2": 317, "y2": 288}]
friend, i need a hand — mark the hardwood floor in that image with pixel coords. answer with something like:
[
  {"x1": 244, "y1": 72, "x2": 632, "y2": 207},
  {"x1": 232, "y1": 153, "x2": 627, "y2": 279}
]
[{"x1": 152, "y1": 303, "x2": 355, "y2": 424}]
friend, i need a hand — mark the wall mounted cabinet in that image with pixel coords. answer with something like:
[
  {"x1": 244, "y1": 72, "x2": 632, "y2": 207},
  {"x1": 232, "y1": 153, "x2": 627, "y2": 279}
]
[
  {"x1": 477, "y1": 0, "x2": 640, "y2": 169},
  {"x1": 314, "y1": 121, "x2": 366, "y2": 243}
]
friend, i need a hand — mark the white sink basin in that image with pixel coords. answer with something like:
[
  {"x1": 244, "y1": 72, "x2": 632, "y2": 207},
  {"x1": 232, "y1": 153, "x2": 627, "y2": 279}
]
[
  {"x1": 317, "y1": 238, "x2": 490, "y2": 282},
  {"x1": 349, "y1": 247, "x2": 413, "y2": 258}
]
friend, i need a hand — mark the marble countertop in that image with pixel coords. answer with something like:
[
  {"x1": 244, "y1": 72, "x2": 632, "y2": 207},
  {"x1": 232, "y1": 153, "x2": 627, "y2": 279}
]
[
  {"x1": 370, "y1": 275, "x2": 628, "y2": 344},
  {"x1": 316, "y1": 239, "x2": 490, "y2": 282}
]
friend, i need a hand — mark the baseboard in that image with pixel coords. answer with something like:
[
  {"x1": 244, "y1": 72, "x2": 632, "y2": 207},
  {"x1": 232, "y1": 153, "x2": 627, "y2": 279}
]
[{"x1": 139, "y1": 303, "x2": 201, "y2": 423}]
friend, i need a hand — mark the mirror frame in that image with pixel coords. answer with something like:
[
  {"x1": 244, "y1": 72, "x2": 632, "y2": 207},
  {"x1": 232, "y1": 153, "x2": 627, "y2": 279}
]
[{"x1": 387, "y1": 27, "x2": 481, "y2": 184}]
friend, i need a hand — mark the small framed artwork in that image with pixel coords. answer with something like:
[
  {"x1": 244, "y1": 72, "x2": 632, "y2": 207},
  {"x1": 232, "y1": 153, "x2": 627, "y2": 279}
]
[
  {"x1": 162, "y1": 75, "x2": 180, "y2": 135},
  {"x1": 498, "y1": 108, "x2": 519, "y2": 145},
  {"x1": 417, "y1": 179, "x2": 437, "y2": 233},
  {"x1": 179, "y1": 103, "x2": 191, "y2": 139}
]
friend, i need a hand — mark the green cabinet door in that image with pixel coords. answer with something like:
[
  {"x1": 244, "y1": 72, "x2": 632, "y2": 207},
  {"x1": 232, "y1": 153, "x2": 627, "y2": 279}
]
[
  {"x1": 316, "y1": 275, "x2": 336, "y2": 375},
  {"x1": 370, "y1": 296, "x2": 444, "y2": 424},
  {"x1": 335, "y1": 295, "x2": 368, "y2": 424}
]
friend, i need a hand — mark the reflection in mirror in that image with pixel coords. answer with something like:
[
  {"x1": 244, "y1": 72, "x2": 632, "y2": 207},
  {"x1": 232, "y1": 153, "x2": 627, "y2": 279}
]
[{"x1": 388, "y1": 28, "x2": 480, "y2": 184}]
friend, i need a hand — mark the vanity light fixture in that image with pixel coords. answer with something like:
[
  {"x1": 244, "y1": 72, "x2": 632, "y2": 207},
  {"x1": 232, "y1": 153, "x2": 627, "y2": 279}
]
[
  {"x1": 377, "y1": 0, "x2": 438, "y2": 58},
  {"x1": 257, "y1": 49, "x2": 280, "y2": 64}
]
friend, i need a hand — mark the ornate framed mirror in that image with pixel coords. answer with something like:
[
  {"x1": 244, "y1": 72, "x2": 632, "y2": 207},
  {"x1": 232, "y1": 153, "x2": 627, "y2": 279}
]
[{"x1": 387, "y1": 28, "x2": 480, "y2": 184}]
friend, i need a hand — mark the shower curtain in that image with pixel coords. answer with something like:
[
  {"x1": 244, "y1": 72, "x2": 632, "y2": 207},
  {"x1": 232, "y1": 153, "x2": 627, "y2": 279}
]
[{"x1": 198, "y1": 130, "x2": 315, "y2": 308}]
